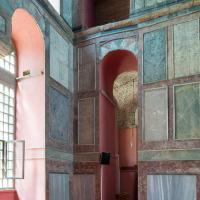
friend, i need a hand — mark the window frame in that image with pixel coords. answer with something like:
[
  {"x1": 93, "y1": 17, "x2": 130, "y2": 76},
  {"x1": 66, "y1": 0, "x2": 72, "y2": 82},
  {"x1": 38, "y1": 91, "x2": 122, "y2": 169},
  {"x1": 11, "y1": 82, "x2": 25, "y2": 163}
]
[{"x1": 0, "y1": 51, "x2": 16, "y2": 189}]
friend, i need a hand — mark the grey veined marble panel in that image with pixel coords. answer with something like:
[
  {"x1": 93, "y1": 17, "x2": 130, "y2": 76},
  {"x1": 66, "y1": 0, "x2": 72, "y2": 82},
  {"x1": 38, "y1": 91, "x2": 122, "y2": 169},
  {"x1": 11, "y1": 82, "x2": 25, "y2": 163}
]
[
  {"x1": 49, "y1": 173, "x2": 69, "y2": 200},
  {"x1": 143, "y1": 28, "x2": 167, "y2": 83},
  {"x1": 147, "y1": 175, "x2": 196, "y2": 200},
  {"x1": 50, "y1": 26, "x2": 73, "y2": 91},
  {"x1": 0, "y1": 16, "x2": 5, "y2": 33},
  {"x1": 49, "y1": 87, "x2": 70, "y2": 142},
  {"x1": 143, "y1": 88, "x2": 168, "y2": 141},
  {"x1": 174, "y1": 83, "x2": 200, "y2": 139},
  {"x1": 174, "y1": 19, "x2": 200, "y2": 78}
]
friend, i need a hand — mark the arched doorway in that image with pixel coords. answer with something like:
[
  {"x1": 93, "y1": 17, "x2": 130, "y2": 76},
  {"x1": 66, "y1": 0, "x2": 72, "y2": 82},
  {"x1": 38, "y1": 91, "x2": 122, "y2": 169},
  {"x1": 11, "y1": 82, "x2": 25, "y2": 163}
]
[
  {"x1": 99, "y1": 50, "x2": 138, "y2": 200},
  {"x1": 12, "y1": 8, "x2": 45, "y2": 200}
]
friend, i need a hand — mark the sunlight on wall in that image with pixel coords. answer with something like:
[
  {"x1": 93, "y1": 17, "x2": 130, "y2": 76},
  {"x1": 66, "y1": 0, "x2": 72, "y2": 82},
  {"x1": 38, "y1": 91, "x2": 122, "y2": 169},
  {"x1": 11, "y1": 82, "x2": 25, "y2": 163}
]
[{"x1": 48, "y1": 0, "x2": 60, "y2": 14}]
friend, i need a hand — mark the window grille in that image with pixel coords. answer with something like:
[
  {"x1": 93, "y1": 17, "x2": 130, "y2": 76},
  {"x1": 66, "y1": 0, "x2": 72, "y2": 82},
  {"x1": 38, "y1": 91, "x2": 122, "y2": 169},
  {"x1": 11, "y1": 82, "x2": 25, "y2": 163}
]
[
  {"x1": 0, "y1": 52, "x2": 15, "y2": 74},
  {"x1": 0, "y1": 62, "x2": 15, "y2": 189},
  {"x1": 0, "y1": 52, "x2": 24, "y2": 189}
]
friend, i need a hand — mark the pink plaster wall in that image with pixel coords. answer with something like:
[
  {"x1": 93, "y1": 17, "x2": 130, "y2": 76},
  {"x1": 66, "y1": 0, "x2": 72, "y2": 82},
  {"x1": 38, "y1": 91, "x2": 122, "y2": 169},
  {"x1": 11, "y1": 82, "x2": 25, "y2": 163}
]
[
  {"x1": 119, "y1": 128, "x2": 138, "y2": 199},
  {"x1": 100, "y1": 94, "x2": 117, "y2": 200},
  {"x1": 11, "y1": 9, "x2": 45, "y2": 200},
  {"x1": 119, "y1": 128, "x2": 137, "y2": 167},
  {"x1": 120, "y1": 170, "x2": 138, "y2": 200}
]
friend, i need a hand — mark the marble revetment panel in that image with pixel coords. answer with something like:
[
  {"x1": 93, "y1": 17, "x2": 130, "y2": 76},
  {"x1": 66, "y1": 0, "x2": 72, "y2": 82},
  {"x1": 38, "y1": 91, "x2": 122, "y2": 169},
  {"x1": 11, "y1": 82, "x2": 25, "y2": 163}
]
[
  {"x1": 143, "y1": 28, "x2": 167, "y2": 83},
  {"x1": 78, "y1": 98, "x2": 95, "y2": 144},
  {"x1": 145, "y1": 0, "x2": 166, "y2": 7},
  {"x1": 134, "y1": 0, "x2": 145, "y2": 11},
  {"x1": 72, "y1": 0, "x2": 82, "y2": 28},
  {"x1": 78, "y1": 44, "x2": 96, "y2": 92},
  {"x1": 147, "y1": 175, "x2": 196, "y2": 200},
  {"x1": 63, "y1": 0, "x2": 72, "y2": 27},
  {"x1": 134, "y1": 0, "x2": 183, "y2": 12},
  {"x1": 49, "y1": 87, "x2": 69, "y2": 142},
  {"x1": 174, "y1": 83, "x2": 200, "y2": 139},
  {"x1": 0, "y1": 16, "x2": 5, "y2": 33},
  {"x1": 50, "y1": 26, "x2": 73, "y2": 91},
  {"x1": 174, "y1": 19, "x2": 200, "y2": 78},
  {"x1": 72, "y1": 175, "x2": 95, "y2": 200},
  {"x1": 49, "y1": 173, "x2": 70, "y2": 200},
  {"x1": 143, "y1": 87, "x2": 168, "y2": 141}
]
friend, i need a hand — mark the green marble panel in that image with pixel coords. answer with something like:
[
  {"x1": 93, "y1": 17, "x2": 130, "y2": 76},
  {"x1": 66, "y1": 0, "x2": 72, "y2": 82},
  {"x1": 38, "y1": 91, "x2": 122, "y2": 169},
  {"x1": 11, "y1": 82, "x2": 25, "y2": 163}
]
[
  {"x1": 175, "y1": 83, "x2": 200, "y2": 139},
  {"x1": 49, "y1": 87, "x2": 70, "y2": 143},
  {"x1": 50, "y1": 26, "x2": 74, "y2": 91},
  {"x1": 174, "y1": 20, "x2": 200, "y2": 78},
  {"x1": 134, "y1": 0, "x2": 145, "y2": 11},
  {"x1": 63, "y1": 0, "x2": 72, "y2": 27},
  {"x1": 133, "y1": 0, "x2": 185, "y2": 13},
  {"x1": 145, "y1": 0, "x2": 157, "y2": 7},
  {"x1": 145, "y1": 0, "x2": 166, "y2": 7},
  {"x1": 143, "y1": 28, "x2": 167, "y2": 83},
  {"x1": 46, "y1": 149, "x2": 73, "y2": 161},
  {"x1": 139, "y1": 149, "x2": 200, "y2": 161},
  {"x1": 0, "y1": 16, "x2": 5, "y2": 33},
  {"x1": 143, "y1": 88, "x2": 168, "y2": 141},
  {"x1": 72, "y1": 0, "x2": 82, "y2": 28}
]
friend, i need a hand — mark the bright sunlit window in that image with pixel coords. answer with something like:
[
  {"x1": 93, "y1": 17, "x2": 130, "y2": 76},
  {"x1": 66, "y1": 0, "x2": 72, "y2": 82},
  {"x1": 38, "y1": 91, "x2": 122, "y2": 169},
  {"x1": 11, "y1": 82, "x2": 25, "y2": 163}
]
[
  {"x1": 48, "y1": 0, "x2": 60, "y2": 14},
  {"x1": 0, "y1": 52, "x2": 16, "y2": 189},
  {"x1": 0, "y1": 52, "x2": 15, "y2": 74}
]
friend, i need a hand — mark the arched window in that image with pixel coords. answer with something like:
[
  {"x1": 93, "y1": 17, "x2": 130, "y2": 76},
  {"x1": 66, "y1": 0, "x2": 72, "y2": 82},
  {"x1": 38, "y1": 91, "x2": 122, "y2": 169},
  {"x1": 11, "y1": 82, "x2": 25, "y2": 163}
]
[{"x1": 0, "y1": 51, "x2": 16, "y2": 189}]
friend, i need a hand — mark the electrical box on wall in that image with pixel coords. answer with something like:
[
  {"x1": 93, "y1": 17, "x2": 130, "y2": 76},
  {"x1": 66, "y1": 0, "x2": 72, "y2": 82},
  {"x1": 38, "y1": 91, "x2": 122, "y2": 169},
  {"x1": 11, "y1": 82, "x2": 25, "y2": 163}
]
[
  {"x1": 100, "y1": 152, "x2": 110, "y2": 165},
  {"x1": 16, "y1": 69, "x2": 44, "y2": 81}
]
